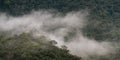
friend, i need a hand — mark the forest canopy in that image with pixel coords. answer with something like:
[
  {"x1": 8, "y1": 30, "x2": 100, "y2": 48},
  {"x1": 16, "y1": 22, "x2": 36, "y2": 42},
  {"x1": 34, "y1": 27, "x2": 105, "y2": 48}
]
[{"x1": 0, "y1": 0, "x2": 120, "y2": 60}]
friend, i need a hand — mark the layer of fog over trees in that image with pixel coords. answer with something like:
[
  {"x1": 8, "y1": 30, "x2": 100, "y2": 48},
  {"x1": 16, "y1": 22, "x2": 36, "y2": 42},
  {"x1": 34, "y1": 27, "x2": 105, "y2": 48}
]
[
  {"x1": 0, "y1": 0, "x2": 120, "y2": 60},
  {"x1": 0, "y1": 10, "x2": 118, "y2": 58}
]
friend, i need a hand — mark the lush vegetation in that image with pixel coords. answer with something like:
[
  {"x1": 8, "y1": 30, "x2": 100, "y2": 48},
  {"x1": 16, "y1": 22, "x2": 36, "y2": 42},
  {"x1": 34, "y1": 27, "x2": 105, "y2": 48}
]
[
  {"x1": 0, "y1": 0, "x2": 120, "y2": 60},
  {"x1": 0, "y1": 0, "x2": 120, "y2": 41},
  {"x1": 0, "y1": 33, "x2": 81, "y2": 60}
]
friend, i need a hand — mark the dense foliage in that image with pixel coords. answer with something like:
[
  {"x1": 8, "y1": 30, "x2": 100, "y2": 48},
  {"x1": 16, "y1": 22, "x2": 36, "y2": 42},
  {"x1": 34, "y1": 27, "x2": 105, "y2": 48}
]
[
  {"x1": 0, "y1": 0, "x2": 120, "y2": 60},
  {"x1": 0, "y1": 33, "x2": 81, "y2": 60},
  {"x1": 0, "y1": 0, "x2": 120, "y2": 41}
]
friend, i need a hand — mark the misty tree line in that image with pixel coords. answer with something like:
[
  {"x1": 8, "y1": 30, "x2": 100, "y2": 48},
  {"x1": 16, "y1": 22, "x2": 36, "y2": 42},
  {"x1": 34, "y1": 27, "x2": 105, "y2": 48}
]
[
  {"x1": 0, "y1": 33, "x2": 81, "y2": 60},
  {"x1": 0, "y1": 0, "x2": 120, "y2": 41},
  {"x1": 0, "y1": 0, "x2": 120, "y2": 60}
]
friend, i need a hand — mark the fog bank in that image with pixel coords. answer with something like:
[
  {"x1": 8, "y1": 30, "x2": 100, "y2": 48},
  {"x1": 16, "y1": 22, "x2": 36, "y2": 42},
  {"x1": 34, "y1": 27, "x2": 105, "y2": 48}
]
[{"x1": 0, "y1": 11, "x2": 115, "y2": 58}]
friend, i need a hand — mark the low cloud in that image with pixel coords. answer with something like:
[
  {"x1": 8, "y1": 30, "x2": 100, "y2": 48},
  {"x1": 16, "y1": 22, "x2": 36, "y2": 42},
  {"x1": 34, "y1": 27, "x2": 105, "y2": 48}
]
[{"x1": 0, "y1": 10, "x2": 115, "y2": 58}]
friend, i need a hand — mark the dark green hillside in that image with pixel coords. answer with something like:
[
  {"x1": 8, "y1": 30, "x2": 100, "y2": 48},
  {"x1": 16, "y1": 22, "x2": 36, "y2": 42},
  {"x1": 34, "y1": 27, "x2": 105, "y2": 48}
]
[
  {"x1": 0, "y1": 33, "x2": 81, "y2": 60},
  {"x1": 0, "y1": 0, "x2": 120, "y2": 60}
]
